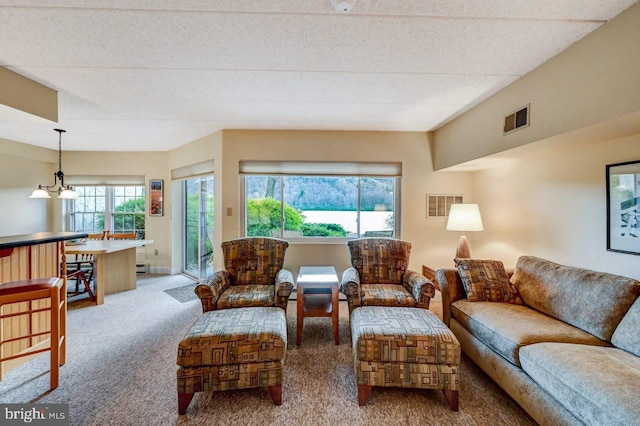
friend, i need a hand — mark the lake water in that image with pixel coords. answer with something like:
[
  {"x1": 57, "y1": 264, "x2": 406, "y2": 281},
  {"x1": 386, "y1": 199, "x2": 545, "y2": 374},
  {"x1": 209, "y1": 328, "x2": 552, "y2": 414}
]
[{"x1": 302, "y1": 210, "x2": 393, "y2": 235}]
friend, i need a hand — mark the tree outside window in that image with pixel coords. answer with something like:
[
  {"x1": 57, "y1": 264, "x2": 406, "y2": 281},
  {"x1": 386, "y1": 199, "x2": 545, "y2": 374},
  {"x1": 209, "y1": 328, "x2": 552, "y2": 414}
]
[
  {"x1": 71, "y1": 185, "x2": 146, "y2": 238},
  {"x1": 245, "y1": 175, "x2": 397, "y2": 238}
]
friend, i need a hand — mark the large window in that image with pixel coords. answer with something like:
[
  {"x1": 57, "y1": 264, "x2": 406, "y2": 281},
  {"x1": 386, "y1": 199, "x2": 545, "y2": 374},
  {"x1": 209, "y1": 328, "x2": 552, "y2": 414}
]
[
  {"x1": 70, "y1": 186, "x2": 146, "y2": 238},
  {"x1": 243, "y1": 175, "x2": 399, "y2": 239}
]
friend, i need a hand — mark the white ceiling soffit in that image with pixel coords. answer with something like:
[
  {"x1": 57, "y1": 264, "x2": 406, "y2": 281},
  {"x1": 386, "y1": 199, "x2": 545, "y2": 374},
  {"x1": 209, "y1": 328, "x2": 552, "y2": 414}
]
[{"x1": 0, "y1": 0, "x2": 637, "y2": 151}]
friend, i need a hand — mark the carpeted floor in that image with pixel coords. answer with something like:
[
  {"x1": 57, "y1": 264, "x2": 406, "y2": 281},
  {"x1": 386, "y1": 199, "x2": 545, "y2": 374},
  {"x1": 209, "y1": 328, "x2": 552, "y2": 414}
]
[{"x1": 0, "y1": 275, "x2": 536, "y2": 426}]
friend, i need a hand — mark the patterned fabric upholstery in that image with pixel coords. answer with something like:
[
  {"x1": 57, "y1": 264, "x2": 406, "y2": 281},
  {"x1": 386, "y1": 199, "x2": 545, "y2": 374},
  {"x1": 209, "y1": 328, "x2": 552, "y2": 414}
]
[
  {"x1": 454, "y1": 258, "x2": 522, "y2": 304},
  {"x1": 361, "y1": 284, "x2": 416, "y2": 308},
  {"x1": 177, "y1": 307, "x2": 287, "y2": 367},
  {"x1": 340, "y1": 238, "x2": 435, "y2": 315},
  {"x1": 194, "y1": 271, "x2": 230, "y2": 312},
  {"x1": 177, "y1": 362, "x2": 283, "y2": 394},
  {"x1": 223, "y1": 237, "x2": 287, "y2": 285},
  {"x1": 351, "y1": 307, "x2": 460, "y2": 391},
  {"x1": 355, "y1": 361, "x2": 458, "y2": 391},
  {"x1": 216, "y1": 285, "x2": 275, "y2": 310},
  {"x1": 348, "y1": 238, "x2": 410, "y2": 284},
  {"x1": 405, "y1": 270, "x2": 435, "y2": 309},
  {"x1": 194, "y1": 237, "x2": 294, "y2": 313},
  {"x1": 177, "y1": 307, "x2": 286, "y2": 398}
]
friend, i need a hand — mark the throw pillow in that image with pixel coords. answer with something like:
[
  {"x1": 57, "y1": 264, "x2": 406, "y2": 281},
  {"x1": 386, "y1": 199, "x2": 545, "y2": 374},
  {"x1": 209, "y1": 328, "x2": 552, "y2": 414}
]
[{"x1": 454, "y1": 258, "x2": 522, "y2": 304}]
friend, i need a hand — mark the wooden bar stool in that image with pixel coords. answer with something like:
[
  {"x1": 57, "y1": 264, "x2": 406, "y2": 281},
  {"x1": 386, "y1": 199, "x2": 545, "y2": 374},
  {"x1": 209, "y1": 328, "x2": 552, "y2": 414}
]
[{"x1": 0, "y1": 277, "x2": 66, "y2": 390}]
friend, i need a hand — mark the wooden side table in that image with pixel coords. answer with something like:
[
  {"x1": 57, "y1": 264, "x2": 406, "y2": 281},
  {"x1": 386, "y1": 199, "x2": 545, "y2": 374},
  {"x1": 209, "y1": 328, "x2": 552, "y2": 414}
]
[
  {"x1": 422, "y1": 265, "x2": 439, "y2": 291},
  {"x1": 296, "y1": 266, "x2": 339, "y2": 346}
]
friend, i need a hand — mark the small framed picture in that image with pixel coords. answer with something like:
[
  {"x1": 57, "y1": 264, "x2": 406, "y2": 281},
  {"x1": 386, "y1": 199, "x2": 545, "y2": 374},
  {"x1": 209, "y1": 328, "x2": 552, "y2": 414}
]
[
  {"x1": 606, "y1": 160, "x2": 640, "y2": 255},
  {"x1": 149, "y1": 179, "x2": 164, "y2": 217}
]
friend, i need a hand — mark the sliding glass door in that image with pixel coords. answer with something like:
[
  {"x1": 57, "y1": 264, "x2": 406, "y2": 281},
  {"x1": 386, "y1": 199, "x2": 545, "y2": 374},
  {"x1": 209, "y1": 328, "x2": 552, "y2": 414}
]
[{"x1": 184, "y1": 176, "x2": 214, "y2": 279}]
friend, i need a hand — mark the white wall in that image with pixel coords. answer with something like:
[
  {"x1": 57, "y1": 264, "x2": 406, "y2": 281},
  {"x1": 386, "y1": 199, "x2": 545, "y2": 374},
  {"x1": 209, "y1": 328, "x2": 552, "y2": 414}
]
[
  {"x1": 428, "y1": 1, "x2": 640, "y2": 281},
  {"x1": 432, "y1": 2, "x2": 640, "y2": 170},
  {"x1": 220, "y1": 130, "x2": 474, "y2": 277},
  {"x1": 0, "y1": 139, "x2": 57, "y2": 235},
  {"x1": 62, "y1": 151, "x2": 170, "y2": 272},
  {"x1": 473, "y1": 133, "x2": 640, "y2": 280},
  {"x1": 0, "y1": 153, "x2": 52, "y2": 234},
  {"x1": 167, "y1": 131, "x2": 221, "y2": 274}
]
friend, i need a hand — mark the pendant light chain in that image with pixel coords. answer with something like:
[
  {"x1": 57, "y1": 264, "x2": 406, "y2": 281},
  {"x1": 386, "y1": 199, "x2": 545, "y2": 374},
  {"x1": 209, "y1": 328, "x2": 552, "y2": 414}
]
[{"x1": 57, "y1": 129, "x2": 63, "y2": 172}]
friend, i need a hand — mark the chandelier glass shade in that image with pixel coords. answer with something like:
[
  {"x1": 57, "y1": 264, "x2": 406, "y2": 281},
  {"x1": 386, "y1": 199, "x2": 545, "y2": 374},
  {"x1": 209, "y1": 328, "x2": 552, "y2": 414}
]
[{"x1": 29, "y1": 129, "x2": 78, "y2": 199}]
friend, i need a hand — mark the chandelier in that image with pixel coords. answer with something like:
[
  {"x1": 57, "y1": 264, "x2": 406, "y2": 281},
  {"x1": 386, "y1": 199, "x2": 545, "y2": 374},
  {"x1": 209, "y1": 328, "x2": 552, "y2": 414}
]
[{"x1": 29, "y1": 129, "x2": 78, "y2": 199}]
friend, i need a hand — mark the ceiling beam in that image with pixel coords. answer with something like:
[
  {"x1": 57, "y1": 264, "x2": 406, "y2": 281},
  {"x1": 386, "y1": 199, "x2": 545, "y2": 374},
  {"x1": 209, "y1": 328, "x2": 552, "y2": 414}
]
[{"x1": 0, "y1": 67, "x2": 58, "y2": 123}]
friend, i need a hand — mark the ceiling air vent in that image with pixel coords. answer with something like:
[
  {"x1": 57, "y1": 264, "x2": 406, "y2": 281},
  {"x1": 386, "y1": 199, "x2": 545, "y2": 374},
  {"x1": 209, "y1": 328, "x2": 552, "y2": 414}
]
[{"x1": 503, "y1": 104, "x2": 530, "y2": 135}]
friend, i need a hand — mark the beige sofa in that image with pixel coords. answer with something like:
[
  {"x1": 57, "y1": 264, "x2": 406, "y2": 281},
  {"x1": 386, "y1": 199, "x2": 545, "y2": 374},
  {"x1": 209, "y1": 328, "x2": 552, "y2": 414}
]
[{"x1": 437, "y1": 255, "x2": 640, "y2": 426}]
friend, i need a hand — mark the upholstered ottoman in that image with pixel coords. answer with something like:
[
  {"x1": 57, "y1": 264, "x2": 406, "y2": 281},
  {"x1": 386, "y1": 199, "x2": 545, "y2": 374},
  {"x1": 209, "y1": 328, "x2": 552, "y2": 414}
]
[
  {"x1": 177, "y1": 307, "x2": 287, "y2": 415},
  {"x1": 351, "y1": 306, "x2": 460, "y2": 410}
]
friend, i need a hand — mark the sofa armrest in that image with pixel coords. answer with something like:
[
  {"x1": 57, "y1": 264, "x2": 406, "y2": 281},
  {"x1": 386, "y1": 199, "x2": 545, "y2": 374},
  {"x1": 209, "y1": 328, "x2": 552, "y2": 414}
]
[
  {"x1": 275, "y1": 269, "x2": 294, "y2": 310},
  {"x1": 403, "y1": 269, "x2": 436, "y2": 309},
  {"x1": 194, "y1": 270, "x2": 231, "y2": 313},
  {"x1": 339, "y1": 267, "x2": 361, "y2": 315},
  {"x1": 436, "y1": 268, "x2": 466, "y2": 327}
]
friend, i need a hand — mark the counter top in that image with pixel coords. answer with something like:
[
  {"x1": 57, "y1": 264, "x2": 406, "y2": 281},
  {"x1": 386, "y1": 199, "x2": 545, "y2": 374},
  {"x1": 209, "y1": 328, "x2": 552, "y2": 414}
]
[
  {"x1": 0, "y1": 232, "x2": 88, "y2": 250},
  {"x1": 65, "y1": 239, "x2": 153, "y2": 254}
]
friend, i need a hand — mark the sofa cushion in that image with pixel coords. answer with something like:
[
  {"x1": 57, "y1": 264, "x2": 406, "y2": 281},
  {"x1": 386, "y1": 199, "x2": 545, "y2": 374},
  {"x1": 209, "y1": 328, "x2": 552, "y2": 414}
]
[
  {"x1": 520, "y1": 343, "x2": 640, "y2": 426},
  {"x1": 216, "y1": 284, "x2": 275, "y2": 309},
  {"x1": 612, "y1": 297, "x2": 640, "y2": 357},
  {"x1": 452, "y1": 299, "x2": 608, "y2": 367},
  {"x1": 511, "y1": 256, "x2": 640, "y2": 341},
  {"x1": 454, "y1": 259, "x2": 521, "y2": 304},
  {"x1": 361, "y1": 284, "x2": 416, "y2": 308}
]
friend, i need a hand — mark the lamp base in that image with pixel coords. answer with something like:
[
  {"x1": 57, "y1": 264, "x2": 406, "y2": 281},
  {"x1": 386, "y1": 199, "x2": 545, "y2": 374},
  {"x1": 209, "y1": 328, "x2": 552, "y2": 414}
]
[{"x1": 455, "y1": 235, "x2": 471, "y2": 259}]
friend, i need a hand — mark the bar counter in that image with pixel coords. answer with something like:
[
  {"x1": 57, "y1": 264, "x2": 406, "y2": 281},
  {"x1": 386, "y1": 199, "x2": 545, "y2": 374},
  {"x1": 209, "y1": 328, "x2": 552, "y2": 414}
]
[
  {"x1": 0, "y1": 231, "x2": 86, "y2": 375},
  {"x1": 0, "y1": 232, "x2": 87, "y2": 250}
]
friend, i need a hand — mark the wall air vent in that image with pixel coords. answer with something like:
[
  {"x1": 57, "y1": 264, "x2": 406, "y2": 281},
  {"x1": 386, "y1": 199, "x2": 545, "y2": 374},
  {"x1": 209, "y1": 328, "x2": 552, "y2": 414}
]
[
  {"x1": 426, "y1": 194, "x2": 463, "y2": 218},
  {"x1": 503, "y1": 104, "x2": 530, "y2": 135}
]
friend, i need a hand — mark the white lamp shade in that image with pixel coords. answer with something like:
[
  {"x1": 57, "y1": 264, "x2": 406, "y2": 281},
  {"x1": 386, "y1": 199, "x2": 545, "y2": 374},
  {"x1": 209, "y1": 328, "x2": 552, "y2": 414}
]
[
  {"x1": 446, "y1": 204, "x2": 484, "y2": 232},
  {"x1": 59, "y1": 188, "x2": 79, "y2": 199},
  {"x1": 29, "y1": 188, "x2": 52, "y2": 199}
]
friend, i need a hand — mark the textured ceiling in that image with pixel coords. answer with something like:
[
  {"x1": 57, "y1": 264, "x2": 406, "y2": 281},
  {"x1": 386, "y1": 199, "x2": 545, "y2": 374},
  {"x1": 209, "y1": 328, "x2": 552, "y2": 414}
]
[{"x1": 0, "y1": 0, "x2": 638, "y2": 151}]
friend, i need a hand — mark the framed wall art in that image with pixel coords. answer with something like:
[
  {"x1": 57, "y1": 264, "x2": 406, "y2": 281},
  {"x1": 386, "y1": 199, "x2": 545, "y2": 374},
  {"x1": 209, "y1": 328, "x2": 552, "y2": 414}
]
[
  {"x1": 606, "y1": 160, "x2": 640, "y2": 255},
  {"x1": 149, "y1": 179, "x2": 164, "y2": 217}
]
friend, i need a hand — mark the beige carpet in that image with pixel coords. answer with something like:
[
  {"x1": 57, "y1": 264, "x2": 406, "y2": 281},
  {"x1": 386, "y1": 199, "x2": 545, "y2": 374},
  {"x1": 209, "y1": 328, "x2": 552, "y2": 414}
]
[{"x1": 0, "y1": 275, "x2": 536, "y2": 426}]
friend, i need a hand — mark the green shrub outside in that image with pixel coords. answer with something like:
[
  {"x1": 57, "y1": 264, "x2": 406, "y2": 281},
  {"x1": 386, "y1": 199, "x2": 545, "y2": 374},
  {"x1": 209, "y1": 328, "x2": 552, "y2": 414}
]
[{"x1": 247, "y1": 198, "x2": 347, "y2": 237}]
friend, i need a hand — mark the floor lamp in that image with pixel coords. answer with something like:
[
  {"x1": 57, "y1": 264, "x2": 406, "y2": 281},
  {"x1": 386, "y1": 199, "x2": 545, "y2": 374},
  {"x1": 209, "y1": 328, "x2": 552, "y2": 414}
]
[{"x1": 447, "y1": 204, "x2": 484, "y2": 259}]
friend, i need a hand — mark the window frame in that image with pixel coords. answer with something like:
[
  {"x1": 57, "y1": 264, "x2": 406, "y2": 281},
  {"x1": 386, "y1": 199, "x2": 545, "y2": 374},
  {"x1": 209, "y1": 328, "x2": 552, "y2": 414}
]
[
  {"x1": 68, "y1": 185, "x2": 146, "y2": 238},
  {"x1": 240, "y1": 174, "x2": 401, "y2": 243},
  {"x1": 182, "y1": 175, "x2": 215, "y2": 279}
]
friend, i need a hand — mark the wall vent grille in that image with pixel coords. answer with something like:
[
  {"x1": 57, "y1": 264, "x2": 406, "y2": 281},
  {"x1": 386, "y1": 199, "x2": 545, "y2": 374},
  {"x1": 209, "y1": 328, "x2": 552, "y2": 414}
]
[
  {"x1": 426, "y1": 194, "x2": 463, "y2": 218},
  {"x1": 504, "y1": 104, "x2": 530, "y2": 135}
]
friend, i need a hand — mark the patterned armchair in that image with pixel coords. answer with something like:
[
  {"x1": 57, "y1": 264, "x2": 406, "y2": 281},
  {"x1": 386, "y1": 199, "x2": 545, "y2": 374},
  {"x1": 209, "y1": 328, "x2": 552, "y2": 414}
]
[
  {"x1": 339, "y1": 238, "x2": 436, "y2": 315},
  {"x1": 195, "y1": 237, "x2": 294, "y2": 313}
]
